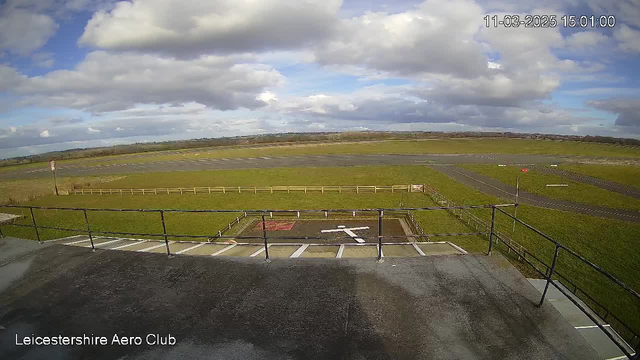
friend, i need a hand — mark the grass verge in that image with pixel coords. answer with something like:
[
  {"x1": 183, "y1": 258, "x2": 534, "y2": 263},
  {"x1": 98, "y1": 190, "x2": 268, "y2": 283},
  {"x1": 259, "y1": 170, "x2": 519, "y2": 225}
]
[{"x1": 460, "y1": 164, "x2": 640, "y2": 211}]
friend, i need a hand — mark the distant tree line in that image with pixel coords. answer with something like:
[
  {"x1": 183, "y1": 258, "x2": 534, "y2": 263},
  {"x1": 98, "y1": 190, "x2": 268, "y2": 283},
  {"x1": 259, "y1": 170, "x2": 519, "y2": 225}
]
[{"x1": 1, "y1": 131, "x2": 639, "y2": 168}]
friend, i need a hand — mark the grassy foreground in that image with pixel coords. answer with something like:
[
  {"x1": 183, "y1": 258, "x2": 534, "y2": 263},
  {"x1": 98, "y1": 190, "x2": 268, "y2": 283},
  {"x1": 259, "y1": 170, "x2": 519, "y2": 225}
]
[
  {"x1": 0, "y1": 176, "x2": 123, "y2": 205},
  {"x1": 460, "y1": 164, "x2": 640, "y2": 211}
]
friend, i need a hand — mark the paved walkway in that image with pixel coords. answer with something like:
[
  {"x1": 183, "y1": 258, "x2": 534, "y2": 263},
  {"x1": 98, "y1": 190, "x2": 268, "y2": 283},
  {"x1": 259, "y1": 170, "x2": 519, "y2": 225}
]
[{"x1": 430, "y1": 165, "x2": 640, "y2": 223}]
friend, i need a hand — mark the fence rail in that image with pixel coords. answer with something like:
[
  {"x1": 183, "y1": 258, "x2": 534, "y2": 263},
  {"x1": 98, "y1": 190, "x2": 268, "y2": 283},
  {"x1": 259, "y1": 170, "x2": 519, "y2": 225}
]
[{"x1": 71, "y1": 184, "x2": 424, "y2": 195}]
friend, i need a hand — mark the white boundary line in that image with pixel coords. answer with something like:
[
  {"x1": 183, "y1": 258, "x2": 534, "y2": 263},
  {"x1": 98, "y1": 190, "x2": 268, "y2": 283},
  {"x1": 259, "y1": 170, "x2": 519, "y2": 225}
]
[
  {"x1": 575, "y1": 324, "x2": 610, "y2": 329},
  {"x1": 65, "y1": 238, "x2": 92, "y2": 245},
  {"x1": 138, "y1": 242, "x2": 170, "y2": 252},
  {"x1": 447, "y1": 242, "x2": 468, "y2": 254},
  {"x1": 379, "y1": 245, "x2": 384, "y2": 258},
  {"x1": 112, "y1": 240, "x2": 146, "y2": 250},
  {"x1": 211, "y1": 244, "x2": 236, "y2": 256},
  {"x1": 44, "y1": 234, "x2": 86, "y2": 243},
  {"x1": 176, "y1": 242, "x2": 205, "y2": 254},
  {"x1": 412, "y1": 243, "x2": 426, "y2": 256},
  {"x1": 250, "y1": 244, "x2": 271, "y2": 257},
  {"x1": 86, "y1": 239, "x2": 122, "y2": 248},
  {"x1": 337, "y1": 244, "x2": 345, "y2": 258},
  {"x1": 290, "y1": 244, "x2": 309, "y2": 258}
]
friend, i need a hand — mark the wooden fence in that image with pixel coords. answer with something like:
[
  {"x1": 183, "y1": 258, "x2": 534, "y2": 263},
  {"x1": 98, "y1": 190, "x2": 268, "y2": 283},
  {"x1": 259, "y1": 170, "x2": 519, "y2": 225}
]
[{"x1": 72, "y1": 184, "x2": 425, "y2": 195}]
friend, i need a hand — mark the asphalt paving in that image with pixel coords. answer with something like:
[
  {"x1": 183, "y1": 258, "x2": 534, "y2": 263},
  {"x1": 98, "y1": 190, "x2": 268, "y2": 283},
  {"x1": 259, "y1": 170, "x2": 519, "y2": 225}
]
[
  {"x1": 0, "y1": 238, "x2": 599, "y2": 360},
  {"x1": 430, "y1": 165, "x2": 640, "y2": 223}
]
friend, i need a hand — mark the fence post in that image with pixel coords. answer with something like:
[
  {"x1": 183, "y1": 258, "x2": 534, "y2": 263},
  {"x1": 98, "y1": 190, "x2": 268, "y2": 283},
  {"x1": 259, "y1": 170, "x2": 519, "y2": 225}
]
[
  {"x1": 83, "y1": 209, "x2": 95, "y2": 251},
  {"x1": 487, "y1": 206, "x2": 496, "y2": 255},
  {"x1": 0, "y1": 221, "x2": 4, "y2": 238},
  {"x1": 537, "y1": 245, "x2": 560, "y2": 307},
  {"x1": 160, "y1": 210, "x2": 172, "y2": 257},
  {"x1": 29, "y1": 207, "x2": 41, "y2": 244},
  {"x1": 377, "y1": 210, "x2": 384, "y2": 261},
  {"x1": 262, "y1": 214, "x2": 270, "y2": 262}
]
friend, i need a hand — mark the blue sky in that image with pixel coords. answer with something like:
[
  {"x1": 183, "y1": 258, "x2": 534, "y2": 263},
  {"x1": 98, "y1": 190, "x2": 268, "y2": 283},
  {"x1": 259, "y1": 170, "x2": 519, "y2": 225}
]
[{"x1": 1, "y1": 0, "x2": 640, "y2": 158}]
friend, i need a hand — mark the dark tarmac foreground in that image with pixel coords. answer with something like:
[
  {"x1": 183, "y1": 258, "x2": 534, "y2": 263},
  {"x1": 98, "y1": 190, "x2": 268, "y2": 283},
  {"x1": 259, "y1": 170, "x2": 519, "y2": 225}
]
[{"x1": 0, "y1": 237, "x2": 598, "y2": 360}]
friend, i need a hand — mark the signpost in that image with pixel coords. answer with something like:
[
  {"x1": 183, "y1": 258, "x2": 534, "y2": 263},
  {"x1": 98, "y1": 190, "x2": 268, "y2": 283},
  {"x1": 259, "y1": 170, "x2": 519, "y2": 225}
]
[{"x1": 49, "y1": 160, "x2": 58, "y2": 196}]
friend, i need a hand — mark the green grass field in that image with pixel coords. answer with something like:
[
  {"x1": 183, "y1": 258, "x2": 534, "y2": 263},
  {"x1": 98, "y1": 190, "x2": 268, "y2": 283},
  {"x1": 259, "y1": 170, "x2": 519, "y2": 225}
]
[
  {"x1": 3, "y1": 138, "x2": 640, "y2": 173},
  {"x1": 460, "y1": 164, "x2": 640, "y2": 211},
  {"x1": 1, "y1": 164, "x2": 639, "y2": 339},
  {"x1": 563, "y1": 164, "x2": 640, "y2": 190}
]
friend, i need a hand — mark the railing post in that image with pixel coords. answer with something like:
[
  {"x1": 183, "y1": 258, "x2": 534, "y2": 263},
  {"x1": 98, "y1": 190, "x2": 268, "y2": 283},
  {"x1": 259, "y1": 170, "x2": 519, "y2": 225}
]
[
  {"x1": 0, "y1": 221, "x2": 4, "y2": 238},
  {"x1": 487, "y1": 206, "x2": 496, "y2": 255},
  {"x1": 83, "y1": 209, "x2": 95, "y2": 251},
  {"x1": 537, "y1": 245, "x2": 560, "y2": 307},
  {"x1": 30, "y1": 207, "x2": 41, "y2": 244},
  {"x1": 377, "y1": 210, "x2": 383, "y2": 261},
  {"x1": 262, "y1": 214, "x2": 270, "y2": 262},
  {"x1": 160, "y1": 210, "x2": 172, "y2": 257}
]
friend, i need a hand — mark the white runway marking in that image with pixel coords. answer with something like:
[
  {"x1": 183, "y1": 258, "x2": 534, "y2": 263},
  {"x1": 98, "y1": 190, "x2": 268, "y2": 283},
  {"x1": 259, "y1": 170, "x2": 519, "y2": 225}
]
[
  {"x1": 138, "y1": 242, "x2": 170, "y2": 252},
  {"x1": 250, "y1": 245, "x2": 270, "y2": 257},
  {"x1": 290, "y1": 244, "x2": 309, "y2": 258},
  {"x1": 176, "y1": 242, "x2": 205, "y2": 254},
  {"x1": 321, "y1": 226, "x2": 369, "y2": 243},
  {"x1": 65, "y1": 238, "x2": 91, "y2": 245},
  {"x1": 86, "y1": 239, "x2": 122, "y2": 248},
  {"x1": 337, "y1": 244, "x2": 345, "y2": 258},
  {"x1": 112, "y1": 240, "x2": 146, "y2": 250},
  {"x1": 211, "y1": 244, "x2": 236, "y2": 256}
]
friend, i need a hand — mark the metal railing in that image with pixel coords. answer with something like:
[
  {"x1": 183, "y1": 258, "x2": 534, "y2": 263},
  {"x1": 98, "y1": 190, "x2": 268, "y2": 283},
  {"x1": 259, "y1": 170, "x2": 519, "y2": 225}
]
[
  {"x1": 71, "y1": 184, "x2": 423, "y2": 195},
  {"x1": 0, "y1": 202, "x2": 637, "y2": 358}
]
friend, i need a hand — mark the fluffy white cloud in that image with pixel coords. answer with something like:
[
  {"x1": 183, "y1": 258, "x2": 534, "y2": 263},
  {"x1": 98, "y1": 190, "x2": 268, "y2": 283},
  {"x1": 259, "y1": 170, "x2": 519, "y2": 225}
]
[
  {"x1": 39, "y1": 130, "x2": 50, "y2": 138},
  {"x1": 314, "y1": 0, "x2": 488, "y2": 78},
  {"x1": 614, "y1": 25, "x2": 640, "y2": 52},
  {"x1": 9, "y1": 51, "x2": 283, "y2": 112},
  {"x1": 79, "y1": 0, "x2": 342, "y2": 56}
]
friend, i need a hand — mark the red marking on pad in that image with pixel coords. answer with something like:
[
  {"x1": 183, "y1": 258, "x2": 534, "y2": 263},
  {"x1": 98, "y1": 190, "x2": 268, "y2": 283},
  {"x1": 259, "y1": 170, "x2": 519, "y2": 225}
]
[
  {"x1": 521, "y1": 168, "x2": 529, "y2": 172},
  {"x1": 255, "y1": 221, "x2": 296, "y2": 231}
]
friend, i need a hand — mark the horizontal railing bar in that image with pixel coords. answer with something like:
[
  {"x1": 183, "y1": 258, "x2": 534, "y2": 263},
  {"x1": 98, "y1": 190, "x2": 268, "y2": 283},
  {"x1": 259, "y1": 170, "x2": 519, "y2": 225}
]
[{"x1": 0, "y1": 204, "x2": 515, "y2": 213}]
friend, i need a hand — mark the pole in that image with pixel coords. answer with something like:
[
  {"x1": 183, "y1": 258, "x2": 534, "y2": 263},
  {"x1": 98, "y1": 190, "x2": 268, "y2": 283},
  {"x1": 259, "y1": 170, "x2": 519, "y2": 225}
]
[
  {"x1": 160, "y1": 210, "x2": 172, "y2": 257},
  {"x1": 53, "y1": 169, "x2": 59, "y2": 196},
  {"x1": 377, "y1": 210, "x2": 383, "y2": 261},
  {"x1": 487, "y1": 206, "x2": 496, "y2": 255},
  {"x1": 538, "y1": 245, "x2": 560, "y2": 307},
  {"x1": 83, "y1": 210, "x2": 95, "y2": 251},
  {"x1": 30, "y1": 207, "x2": 41, "y2": 244},
  {"x1": 0, "y1": 221, "x2": 4, "y2": 238},
  {"x1": 262, "y1": 214, "x2": 270, "y2": 262},
  {"x1": 512, "y1": 176, "x2": 519, "y2": 233}
]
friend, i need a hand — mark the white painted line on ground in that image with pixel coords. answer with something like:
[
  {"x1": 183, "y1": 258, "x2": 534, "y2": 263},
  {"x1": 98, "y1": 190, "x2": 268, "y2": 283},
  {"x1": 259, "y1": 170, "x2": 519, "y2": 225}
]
[
  {"x1": 448, "y1": 242, "x2": 468, "y2": 254},
  {"x1": 211, "y1": 244, "x2": 236, "y2": 256},
  {"x1": 46, "y1": 234, "x2": 86, "y2": 243},
  {"x1": 337, "y1": 244, "x2": 345, "y2": 258},
  {"x1": 176, "y1": 242, "x2": 205, "y2": 254},
  {"x1": 412, "y1": 243, "x2": 426, "y2": 256},
  {"x1": 379, "y1": 245, "x2": 384, "y2": 258},
  {"x1": 65, "y1": 238, "x2": 91, "y2": 245},
  {"x1": 290, "y1": 244, "x2": 309, "y2": 258},
  {"x1": 606, "y1": 355, "x2": 635, "y2": 360},
  {"x1": 112, "y1": 240, "x2": 146, "y2": 250},
  {"x1": 86, "y1": 239, "x2": 122, "y2": 248},
  {"x1": 250, "y1": 245, "x2": 270, "y2": 257},
  {"x1": 138, "y1": 242, "x2": 170, "y2": 252},
  {"x1": 575, "y1": 324, "x2": 610, "y2": 329}
]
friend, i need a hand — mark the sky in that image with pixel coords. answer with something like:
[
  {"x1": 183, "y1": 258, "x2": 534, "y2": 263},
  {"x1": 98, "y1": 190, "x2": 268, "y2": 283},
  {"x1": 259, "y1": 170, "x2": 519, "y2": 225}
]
[{"x1": 1, "y1": 0, "x2": 640, "y2": 158}]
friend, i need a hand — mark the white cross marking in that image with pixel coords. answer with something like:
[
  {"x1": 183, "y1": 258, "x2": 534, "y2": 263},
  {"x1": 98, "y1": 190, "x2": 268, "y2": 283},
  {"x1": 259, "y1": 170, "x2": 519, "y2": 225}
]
[{"x1": 321, "y1": 226, "x2": 369, "y2": 243}]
